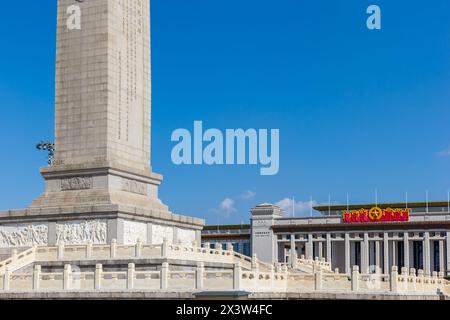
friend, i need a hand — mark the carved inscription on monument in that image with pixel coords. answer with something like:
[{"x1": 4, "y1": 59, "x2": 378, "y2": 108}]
[
  {"x1": 117, "y1": 0, "x2": 145, "y2": 148},
  {"x1": 0, "y1": 224, "x2": 48, "y2": 247},
  {"x1": 61, "y1": 177, "x2": 93, "y2": 191},
  {"x1": 122, "y1": 178, "x2": 147, "y2": 195}
]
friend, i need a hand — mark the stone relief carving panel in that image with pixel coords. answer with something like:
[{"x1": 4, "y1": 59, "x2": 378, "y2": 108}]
[
  {"x1": 122, "y1": 220, "x2": 147, "y2": 245},
  {"x1": 61, "y1": 177, "x2": 93, "y2": 191},
  {"x1": 56, "y1": 220, "x2": 107, "y2": 245},
  {"x1": 151, "y1": 225, "x2": 173, "y2": 245},
  {"x1": 121, "y1": 178, "x2": 147, "y2": 195},
  {"x1": 177, "y1": 228, "x2": 196, "y2": 246},
  {"x1": 0, "y1": 224, "x2": 48, "y2": 247}
]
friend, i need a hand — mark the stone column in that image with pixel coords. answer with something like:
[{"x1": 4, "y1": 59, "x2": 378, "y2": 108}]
[
  {"x1": 326, "y1": 233, "x2": 332, "y2": 264},
  {"x1": 404, "y1": 232, "x2": 410, "y2": 271},
  {"x1": 383, "y1": 233, "x2": 389, "y2": 274},
  {"x1": 290, "y1": 234, "x2": 296, "y2": 264},
  {"x1": 363, "y1": 233, "x2": 369, "y2": 274},
  {"x1": 345, "y1": 233, "x2": 350, "y2": 275},
  {"x1": 375, "y1": 241, "x2": 381, "y2": 274},
  {"x1": 423, "y1": 232, "x2": 431, "y2": 276},
  {"x1": 392, "y1": 240, "x2": 397, "y2": 267},
  {"x1": 439, "y1": 240, "x2": 445, "y2": 273},
  {"x1": 318, "y1": 241, "x2": 323, "y2": 259},
  {"x1": 307, "y1": 234, "x2": 313, "y2": 259}
]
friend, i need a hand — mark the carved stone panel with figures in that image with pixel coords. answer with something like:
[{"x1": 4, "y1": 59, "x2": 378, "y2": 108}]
[
  {"x1": 0, "y1": 224, "x2": 48, "y2": 247},
  {"x1": 61, "y1": 177, "x2": 93, "y2": 191},
  {"x1": 56, "y1": 220, "x2": 107, "y2": 244}
]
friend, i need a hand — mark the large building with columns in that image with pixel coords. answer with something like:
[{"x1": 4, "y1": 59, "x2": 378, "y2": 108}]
[{"x1": 203, "y1": 201, "x2": 450, "y2": 276}]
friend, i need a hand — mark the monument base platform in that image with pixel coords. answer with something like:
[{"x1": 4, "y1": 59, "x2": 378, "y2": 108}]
[{"x1": 0, "y1": 203, "x2": 203, "y2": 248}]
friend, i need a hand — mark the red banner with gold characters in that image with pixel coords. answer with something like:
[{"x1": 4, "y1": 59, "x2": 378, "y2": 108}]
[{"x1": 343, "y1": 207, "x2": 410, "y2": 223}]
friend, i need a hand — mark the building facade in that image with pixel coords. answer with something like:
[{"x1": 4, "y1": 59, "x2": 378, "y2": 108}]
[
  {"x1": 201, "y1": 224, "x2": 251, "y2": 256},
  {"x1": 202, "y1": 202, "x2": 450, "y2": 276}
]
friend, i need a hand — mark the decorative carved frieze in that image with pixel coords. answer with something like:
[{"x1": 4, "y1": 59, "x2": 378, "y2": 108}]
[
  {"x1": 56, "y1": 220, "x2": 107, "y2": 245},
  {"x1": 152, "y1": 225, "x2": 174, "y2": 244},
  {"x1": 122, "y1": 178, "x2": 147, "y2": 195},
  {"x1": 177, "y1": 228, "x2": 196, "y2": 246},
  {"x1": 123, "y1": 220, "x2": 147, "y2": 245},
  {"x1": 61, "y1": 177, "x2": 93, "y2": 191},
  {"x1": 0, "y1": 224, "x2": 48, "y2": 247}
]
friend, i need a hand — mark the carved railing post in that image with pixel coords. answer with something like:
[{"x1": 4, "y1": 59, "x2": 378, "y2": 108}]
[
  {"x1": 351, "y1": 266, "x2": 359, "y2": 292},
  {"x1": 390, "y1": 266, "x2": 399, "y2": 293},
  {"x1": 409, "y1": 268, "x2": 417, "y2": 292},
  {"x1": 291, "y1": 251, "x2": 298, "y2": 269},
  {"x1": 315, "y1": 270, "x2": 323, "y2": 291},
  {"x1": 110, "y1": 239, "x2": 117, "y2": 258},
  {"x1": 63, "y1": 264, "x2": 72, "y2": 290},
  {"x1": 3, "y1": 267, "x2": 10, "y2": 291},
  {"x1": 33, "y1": 265, "x2": 41, "y2": 290},
  {"x1": 418, "y1": 269, "x2": 424, "y2": 292},
  {"x1": 11, "y1": 249, "x2": 18, "y2": 261},
  {"x1": 161, "y1": 262, "x2": 169, "y2": 290},
  {"x1": 401, "y1": 267, "x2": 408, "y2": 291},
  {"x1": 94, "y1": 264, "x2": 102, "y2": 290},
  {"x1": 86, "y1": 241, "x2": 93, "y2": 259},
  {"x1": 161, "y1": 238, "x2": 169, "y2": 258},
  {"x1": 233, "y1": 262, "x2": 242, "y2": 290},
  {"x1": 252, "y1": 254, "x2": 258, "y2": 271},
  {"x1": 196, "y1": 262, "x2": 204, "y2": 290},
  {"x1": 226, "y1": 243, "x2": 234, "y2": 252},
  {"x1": 135, "y1": 239, "x2": 142, "y2": 258},
  {"x1": 127, "y1": 263, "x2": 135, "y2": 290},
  {"x1": 58, "y1": 242, "x2": 65, "y2": 260}
]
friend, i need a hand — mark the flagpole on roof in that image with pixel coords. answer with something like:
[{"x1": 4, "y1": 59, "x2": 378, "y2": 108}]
[
  {"x1": 405, "y1": 191, "x2": 408, "y2": 209},
  {"x1": 310, "y1": 196, "x2": 313, "y2": 217},
  {"x1": 346, "y1": 193, "x2": 349, "y2": 211},
  {"x1": 426, "y1": 190, "x2": 429, "y2": 213},
  {"x1": 328, "y1": 194, "x2": 331, "y2": 216},
  {"x1": 292, "y1": 196, "x2": 295, "y2": 217},
  {"x1": 375, "y1": 188, "x2": 378, "y2": 207}
]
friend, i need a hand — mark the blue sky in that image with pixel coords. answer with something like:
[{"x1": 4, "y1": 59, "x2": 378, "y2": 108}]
[{"x1": 0, "y1": 0, "x2": 449, "y2": 224}]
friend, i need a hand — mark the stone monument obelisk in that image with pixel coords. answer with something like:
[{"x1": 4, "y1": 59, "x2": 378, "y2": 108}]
[{"x1": 0, "y1": 0, "x2": 203, "y2": 248}]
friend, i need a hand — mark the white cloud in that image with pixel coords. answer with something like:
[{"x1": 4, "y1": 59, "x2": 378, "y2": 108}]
[
  {"x1": 275, "y1": 198, "x2": 319, "y2": 217},
  {"x1": 437, "y1": 146, "x2": 450, "y2": 157},
  {"x1": 210, "y1": 197, "x2": 238, "y2": 218},
  {"x1": 240, "y1": 190, "x2": 256, "y2": 200}
]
